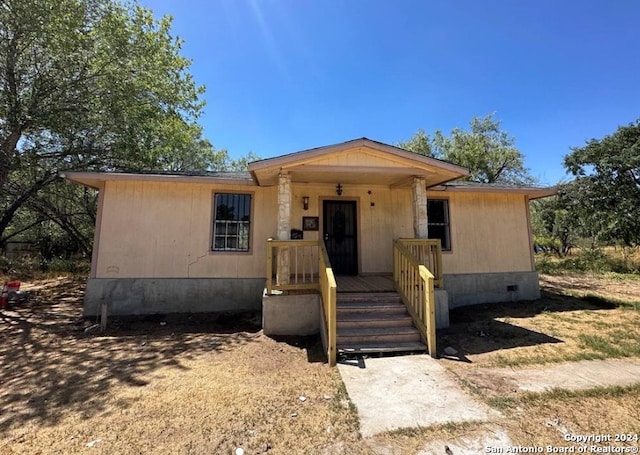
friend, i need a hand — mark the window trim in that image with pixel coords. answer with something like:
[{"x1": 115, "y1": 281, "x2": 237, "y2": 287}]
[
  {"x1": 210, "y1": 191, "x2": 254, "y2": 254},
  {"x1": 427, "y1": 197, "x2": 452, "y2": 252}
]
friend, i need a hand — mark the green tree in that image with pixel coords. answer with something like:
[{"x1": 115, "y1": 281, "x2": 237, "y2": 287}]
[
  {"x1": 564, "y1": 120, "x2": 640, "y2": 247},
  {"x1": 0, "y1": 0, "x2": 220, "y2": 247},
  {"x1": 397, "y1": 129, "x2": 434, "y2": 157},
  {"x1": 399, "y1": 113, "x2": 534, "y2": 185}
]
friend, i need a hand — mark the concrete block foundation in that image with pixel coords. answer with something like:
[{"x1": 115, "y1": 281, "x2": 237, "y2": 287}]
[
  {"x1": 444, "y1": 271, "x2": 540, "y2": 309},
  {"x1": 262, "y1": 292, "x2": 321, "y2": 336},
  {"x1": 84, "y1": 278, "x2": 265, "y2": 316},
  {"x1": 435, "y1": 290, "x2": 449, "y2": 329}
]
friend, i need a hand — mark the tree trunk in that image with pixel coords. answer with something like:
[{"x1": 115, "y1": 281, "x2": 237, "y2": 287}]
[
  {"x1": 0, "y1": 128, "x2": 22, "y2": 191},
  {"x1": 0, "y1": 173, "x2": 57, "y2": 241}
]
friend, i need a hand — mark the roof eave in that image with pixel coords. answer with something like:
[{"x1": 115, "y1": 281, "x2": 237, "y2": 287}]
[{"x1": 61, "y1": 171, "x2": 256, "y2": 188}]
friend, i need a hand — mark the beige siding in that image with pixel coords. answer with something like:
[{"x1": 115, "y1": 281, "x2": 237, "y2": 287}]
[
  {"x1": 432, "y1": 192, "x2": 534, "y2": 274},
  {"x1": 96, "y1": 180, "x2": 277, "y2": 278},
  {"x1": 305, "y1": 147, "x2": 410, "y2": 168},
  {"x1": 290, "y1": 184, "x2": 413, "y2": 274},
  {"x1": 95, "y1": 179, "x2": 534, "y2": 279}
]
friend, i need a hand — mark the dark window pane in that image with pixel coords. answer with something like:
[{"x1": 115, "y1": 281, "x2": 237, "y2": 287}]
[
  {"x1": 428, "y1": 200, "x2": 446, "y2": 223},
  {"x1": 427, "y1": 199, "x2": 451, "y2": 250}
]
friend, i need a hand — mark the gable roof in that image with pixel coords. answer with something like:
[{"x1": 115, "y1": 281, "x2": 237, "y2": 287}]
[{"x1": 248, "y1": 137, "x2": 470, "y2": 187}]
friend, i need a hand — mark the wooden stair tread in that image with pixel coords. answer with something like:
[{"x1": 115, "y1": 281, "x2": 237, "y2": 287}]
[
  {"x1": 337, "y1": 292, "x2": 401, "y2": 302},
  {"x1": 338, "y1": 326, "x2": 420, "y2": 337},
  {"x1": 338, "y1": 341, "x2": 427, "y2": 353},
  {"x1": 337, "y1": 312, "x2": 412, "y2": 322},
  {"x1": 337, "y1": 300, "x2": 405, "y2": 309},
  {"x1": 335, "y1": 290, "x2": 425, "y2": 355}
]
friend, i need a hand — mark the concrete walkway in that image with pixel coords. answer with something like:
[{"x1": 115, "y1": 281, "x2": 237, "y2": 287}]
[
  {"x1": 338, "y1": 356, "x2": 640, "y2": 439},
  {"x1": 337, "y1": 355, "x2": 495, "y2": 437},
  {"x1": 480, "y1": 358, "x2": 640, "y2": 393}
]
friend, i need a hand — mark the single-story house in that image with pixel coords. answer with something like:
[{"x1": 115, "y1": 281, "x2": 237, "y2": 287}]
[{"x1": 64, "y1": 138, "x2": 554, "y2": 362}]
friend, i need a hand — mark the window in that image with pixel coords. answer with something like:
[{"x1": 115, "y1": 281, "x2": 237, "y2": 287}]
[
  {"x1": 427, "y1": 199, "x2": 451, "y2": 251},
  {"x1": 212, "y1": 193, "x2": 251, "y2": 252}
]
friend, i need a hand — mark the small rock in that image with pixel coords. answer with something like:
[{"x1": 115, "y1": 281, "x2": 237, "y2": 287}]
[
  {"x1": 235, "y1": 448, "x2": 244, "y2": 455},
  {"x1": 479, "y1": 330, "x2": 489, "y2": 337},
  {"x1": 323, "y1": 394, "x2": 332, "y2": 400},
  {"x1": 140, "y1": 341, "x2": 146, "y2": 346},
  {"x1": 326, "y1": 425, "x2": 332, "y2": 433},
  {"x1": 261, "y1": 442, "x2": 271, "y2": 452},
  {"x1": 298, "y1": 396, "x2": 306, "y2": 402},
  {"x1": 84, "y1": 324, "x2": 100, "y2": 334},
  {"x1": 86, "y1": 439, "x2": 102, "y2": 448},
  {"x1": 160, "y1": 321, "x2": 167, "y2": 326},
  {"x1": 290, "y1": 412, "x2": 297, "y2": 418},
  {"x1": 444, "y1": 346, "x2": 458, "y2": 356}
]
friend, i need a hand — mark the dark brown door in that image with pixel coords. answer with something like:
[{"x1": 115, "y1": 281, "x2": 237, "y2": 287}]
[{"x1": 323, "y1": 200, "x2": 358, "y2": 275}]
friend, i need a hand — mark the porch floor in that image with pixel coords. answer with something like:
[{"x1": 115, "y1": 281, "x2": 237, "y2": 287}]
[{"x1": 335, "y1": 274, "x2": 395, "y2": 293}]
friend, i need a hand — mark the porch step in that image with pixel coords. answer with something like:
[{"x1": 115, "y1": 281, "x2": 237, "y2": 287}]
[
  {"x1": 337, "y1": 312, "x2": 413, "y2": 329},
  {"x1": 337, "y1": 292, "x2": 402, "y2": 304},
  {"x1": 339, "y1": 341, "x2": 427, "y2": 354},
  {"x1": 337, "y1": 326, "x2": 422, "y2": 344},
  {"x1": 335, "y1": 290, "x2": 426, "y2": 354}
]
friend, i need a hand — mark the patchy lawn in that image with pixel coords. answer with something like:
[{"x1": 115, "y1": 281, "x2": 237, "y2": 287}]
[
  {"x1": 439, "y1": 273, "x2": 640, "y2": 368},
  {"x1": 437, "y1": 273, "x2": 640, "y2": 448},
  {"x1": 0, "y1": 276, "x2": 368, "y2": 455}
]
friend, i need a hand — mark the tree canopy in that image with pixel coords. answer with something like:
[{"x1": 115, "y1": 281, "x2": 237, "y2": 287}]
[
  {"x1": 398, "y1": 113, "x2": 534, "y2": 185},
  {"x1": 563, "y1": 119, "x2": 640, "y2": 247},
  {"x1": 0, "y1": 0, "x2": 253, "y2": 263}
]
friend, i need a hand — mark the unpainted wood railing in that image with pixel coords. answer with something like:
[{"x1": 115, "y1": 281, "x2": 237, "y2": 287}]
[
  {"x1": 392, "y1": 240, "x2": 437, "y2": 357},
  {"x1": 396, "y1": 238, "x2": 443, "y2": 288},
  {"x1": 266, "y1": 239, "x2": 320, "y2": 293},
  {"x1": 266, "y1": 239, "x2": 337, "y2": 366},
  {"x1": 318, "y1": 241, "x2": 337, "y2": 366}
]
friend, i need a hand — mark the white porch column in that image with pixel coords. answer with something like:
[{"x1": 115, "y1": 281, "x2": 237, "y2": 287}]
[
  {"x1": 412, "y1": 176, "x2": 428, "y2": 239},
  {"x1": 277, "y1": 172, "x2": 291, "y2": 285}
]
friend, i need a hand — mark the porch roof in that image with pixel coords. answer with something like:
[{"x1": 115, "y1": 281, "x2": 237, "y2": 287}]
[
  {"x1": 247, "y1": 137, "x2": 470, "y2": 188},
  {"x1": 431, "y1": 181, "x2": 558, "y2": 199}
]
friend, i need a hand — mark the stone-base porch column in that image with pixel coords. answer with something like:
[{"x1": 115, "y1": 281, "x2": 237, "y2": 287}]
[
  {"x1": 412, "y1": 176, "x2": 428, "y2": 239},
  {"x1": 277, "y1": 172, "x2": 291, "y2": 285}
]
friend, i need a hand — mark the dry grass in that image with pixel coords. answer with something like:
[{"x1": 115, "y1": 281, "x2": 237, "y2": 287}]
[
  {"x1": 438, "y1": 273, "x2": 640, "y2": 368},
  {"x1": 501, "y1": 385, "x2": 640, "y2": 447},
  {"x1": 3, "y1": 273, "x2": 640, "y2": 454},
  {"x1": 436, "y1": 273, "x2": 640, "y2": 450},
  {"x1": 0, "y1": 276, "x2": 371, "y2": 455}
]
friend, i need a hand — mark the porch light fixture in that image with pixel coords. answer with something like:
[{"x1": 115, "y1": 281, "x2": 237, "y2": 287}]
[
  {"x1": 302, "y1": 196, "x2": 309, "y2": 210},
  {"x1": 336, "y1": 184, "x2": 343, "y2": 196}
]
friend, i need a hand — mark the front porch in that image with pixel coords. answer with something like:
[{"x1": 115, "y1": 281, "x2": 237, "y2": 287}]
[
  {"x1": 335, "y1": 275, "x2": 395, "y2": 293},
  {"x1": 263, "y1": 239, "x2": 445, "y2": 366}
]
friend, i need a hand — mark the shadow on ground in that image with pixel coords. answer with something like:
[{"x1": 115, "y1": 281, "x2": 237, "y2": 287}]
[
  {"x1": 0, "y1": 276, "x2": 262, "y2": 432},
  {"x1": 438, "y1": 290, "x2": 621, "y2": 360}
]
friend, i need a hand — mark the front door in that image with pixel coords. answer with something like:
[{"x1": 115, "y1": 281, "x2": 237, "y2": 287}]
[{"x1": 323, "y1": 200, "x2": 358, "y2": 275}]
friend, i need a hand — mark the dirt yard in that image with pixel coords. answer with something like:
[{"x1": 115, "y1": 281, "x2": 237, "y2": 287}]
[
  {"x1": 0, "y1": 276, "x2": 367, "y2": 454},
  {"x1": 1, "y1": 273, "x2": 640, "y2": 454}
]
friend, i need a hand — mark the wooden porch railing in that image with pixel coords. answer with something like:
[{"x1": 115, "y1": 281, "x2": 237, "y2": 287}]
[
  {"x1": 393, "y1": 240, "x2": 437, "y2": 357},
  {"x1": 396, "y1": 238, "x2": 443, "y2": 288},
  {"x1": 318, "y1": 241, "x2": 337, "y2": 366},
  {"x1": 266, "y1": 239, "x2": 337, "y2": 366},
  {"x1": 266, "y1": 239, "x2": 320, "y2": 293}
]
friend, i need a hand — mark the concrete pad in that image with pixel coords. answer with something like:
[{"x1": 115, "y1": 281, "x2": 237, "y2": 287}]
[
  {"x1": 497, "y1": 358, "x2": 640, "y2": 393},
  {"x1": 337, "y1": 355, "x2": 495, "y2": 437}
]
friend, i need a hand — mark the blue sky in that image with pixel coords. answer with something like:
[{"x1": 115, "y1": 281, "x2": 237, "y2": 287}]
[{"x1": 139, "y1": 0, "x2": 640, "y2": 185}]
